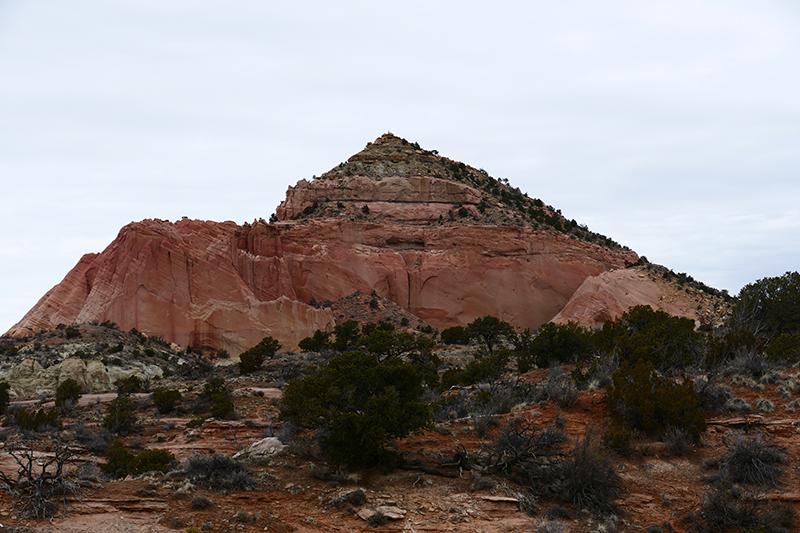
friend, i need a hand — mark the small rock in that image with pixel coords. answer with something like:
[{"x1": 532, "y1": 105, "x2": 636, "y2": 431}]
[{"x1": 233, "y1": 437, "x2": 287, "y2": 458}]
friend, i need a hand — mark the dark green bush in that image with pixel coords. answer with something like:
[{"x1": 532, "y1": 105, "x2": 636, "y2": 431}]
[
  {"x1": 517, "y1": 322, "x2": 592, "y2": 373},
  {"x1": 102, "y1": 396, "x2": 139, "y2": 435},
  {"x1": 467, "y1": 316, "x2": 515, "y2": 354},
  {"x1": 732, "y1": 271, "x2": 800, "y2": 338},
  {"x1": 280, "y1": 350, "x2": 431, "y2": 469},
  {"x1": 55, "y1": 378, "x2": 82, "y2": 409},
  {"x1": 64, "y1": 326, "x2": 81, "y2": 339},
  {"x1": 0, "y1": 381, "x2": 10, "y2": 416},
  {"x1": 441, "y1": 326, "x2": 471, "y2": 346},
  {"x1": 101, "y1": 440, "x2": 176, "y2": 478},
  {"x1": 605, "y1": 359, "x2": 706, "y2": 440},
  {"x1": 8, "y1": 407, "x2": 61, "y2": 432},
  {"x1": 440, "y1": 348, "x2": 514, "y2": 389},
  {"x1": 593, "y1": 305, "x2": 702, "y2": 372},
  {"x1": 152, "y1": 388, "x2": 182, "y2": 415},
  {"x1": 197, "y1": 378, "x2": 235, "y2": 420},
  {"x1": 238, "y1": 335, "x2": 281, "y2": 374},
  {"x1": 332, "y1": 320, "x2": 361, "y2": 352},
  {"x1": 115, "y1": 375, "x2": 144, "y2": 394},
  {"x1": 106, "y1": 343, "x2": 124, "y2": 354},
  {"x1": 298, "y1": 330, "x2": 331, "y2": 352},
  {"x1": 764, "y1": 332, "x2": 800, "y2": 363}
]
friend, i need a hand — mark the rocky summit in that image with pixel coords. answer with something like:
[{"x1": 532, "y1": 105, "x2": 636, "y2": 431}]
[{"x1": 7, "y1": 133, "x2": 722, "y2": 353}]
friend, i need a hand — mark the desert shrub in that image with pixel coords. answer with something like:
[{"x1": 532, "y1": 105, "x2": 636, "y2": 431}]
[
  {"x1": 191, "y1": 495, "x2": 213, "y2": 510},
  {"x1": 298, "y1": 329, "x2": 331, "y2": 352},
  {"x1": 432, "y1": 390, "x2": 473, "y2": 421},
  {"x1": 593, "y1": 305, "x2": 702, "y2": 372},
  {"x1": 152, "y1": 388, "x2": 182, "y2": 415},
  {"x1": 543, "y1": 505, "x2": 571, "y2": 520},
  {"x1": 201, "y1": 378, "x2": 235, "y2": 420},
  {"x1": 442, "y1": 348, "x2": 515, "y2": 389},
  {"x1": 552, "y1": 428, "x2": 621, "y2": 514},
  {"x1": 134, "y1": 448, "x2": 176, "y2": 475},
  {"x1": 441, "y1": 326, "x2": 471, "y2": 346},
  {"x1": 726, "y1": 396, "x2": 753, "y2": 413},
  {"x1": 605, "y1": 359, "x2": 706, "y2": 440},
  {"x1": 662, "y1": 426, "x2": 691, "y2": 456},
  {"x1": 482, "y1": 417, "x2": 565, "y2": 488},
  {"x1": 100, "y1": 440, "x2": 175, "y2": 478},
  {"x1": 182, "y1": 454, "x2": 254, "y2": 492},
  {"x1": 764, "y1": 332, "x2": 800, "y2": 363},
  {"x1": 517, "y1": 322, "x2": 592, "y2": 372},
  {"x1": 467, "y1": 316, "x2": 515, "y2": 354},
  {"x1": 64, "y1": 326, "x2": 81, "y2": 339},
  {"x1": 106, "y1": 343, "x2": 123, "y2": 354},
  {"x1": 190, "y1": 378, "x2": 235, "y2": 420},
  {"x1": 332, "y1": 320, "x2": 361, "y2": 352},
  {"x1": 102, "y1": 396, "x2": 139, "y2": 435},
  {"x1": 728, "y1": 347, "x2": 773, "y2": 379},
  {"x1": 699, "y1": 382, "x2": 735, "y2": 411},
  {"x1": 602, "y1": 420, "x2": 634, "y2": 456},
  {"x1": 0, "y1": 443, "x2": 78, "y2": 519},
  {"x1": 718, "y1": 431, "x2": 785, "y2": 487},
  {"x1": 280, "y1": 350, "x2": 431, "y2": 469},
  {"x1": 571, "y1": 353, "x2": 619, "y2": 390},
  {"x1": 701, "y1": 484, "x2": 795, "y2": 532},
  {"x1": 542, "y1": 367, "x2": 579, "y2": 408},
  {"x1": 238, "y1": 335, "x2": 281, "y2": 374},
  {"x1": 0, "y1": 381, "x2": 10, "y2": 416},
  {"x1": 115, "y1": 375, "x2": 144, "y2": 394},
  {"x1": 755, "y1": 397, "x2": 775, "y2": 412},
  {"x1": 79, "y1": 427, "x2": 114, "y2": 455},
  {"x1": 732, "y1": 271, "x2": 800, "y2": 339},
  {"x1": 186, "y1": 417, "x2": 206, "y2": 428},
  {"x1": 8, "y1": 407, "x2": 61, "y2": 433},
  {"x1": 55, "y1": 378, "x2": 82, "y2": 409}
]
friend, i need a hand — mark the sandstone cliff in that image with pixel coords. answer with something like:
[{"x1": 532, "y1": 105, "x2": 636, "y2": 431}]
[
  {"x1": 552, "y1": 266, "x2": 731, "y2": 329},
  {"x1": 8, "y1": 133, "x2": 644, "y2": 353}
]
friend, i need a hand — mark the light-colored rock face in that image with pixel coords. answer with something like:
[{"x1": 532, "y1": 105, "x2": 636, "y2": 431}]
[
  {"x1": 552, "y1": 268, "x2": 729, "y2": 329},
  {"x1": 4, "y1": 356, "x2": 163, "y2": 397}
]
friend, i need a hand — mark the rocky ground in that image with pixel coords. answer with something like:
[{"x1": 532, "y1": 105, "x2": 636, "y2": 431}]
[{"x1": 0, "y1": 337, "x2": 799, "y2": 533}]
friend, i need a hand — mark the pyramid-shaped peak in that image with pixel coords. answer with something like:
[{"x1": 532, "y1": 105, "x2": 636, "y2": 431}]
[{"x1": 328, "y1": 132, "x2": 441, "y2": 177}]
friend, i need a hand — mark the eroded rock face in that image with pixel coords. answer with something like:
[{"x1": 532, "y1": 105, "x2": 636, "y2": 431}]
[
  {"x1": 8, "y1": 217, "x2": 635, "y2": 353},
  {"x1": 552, "y1": 268, "x2": 730, "y2": 329},
  {"x1": 8, "y1": 133, "x2": 644, "y2": 353},
  {"x1": 4, "y1": 356, "x2": 163, "y2": 397},
  {"x1": 8, "y1": 219, "x2": 336, "y2": 355}
]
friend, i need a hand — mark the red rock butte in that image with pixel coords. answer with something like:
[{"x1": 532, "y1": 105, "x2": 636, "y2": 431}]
[{"x1": 8, "y1": 133, "x2": 664, "y2": 354}]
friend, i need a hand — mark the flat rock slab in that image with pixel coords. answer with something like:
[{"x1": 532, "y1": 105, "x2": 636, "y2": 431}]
[{"x1": 358, "y1": 505, "x2": 407, "y2": 521}]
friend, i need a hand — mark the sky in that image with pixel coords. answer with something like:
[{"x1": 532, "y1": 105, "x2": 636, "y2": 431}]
[{"x1": 1, "y1": 1, "x2": 799, "y2": 334}]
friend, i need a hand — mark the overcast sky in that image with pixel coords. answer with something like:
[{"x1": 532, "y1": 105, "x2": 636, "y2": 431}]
[{"x1": 2, "y1": 1, "x2": 799, "y2": 334}]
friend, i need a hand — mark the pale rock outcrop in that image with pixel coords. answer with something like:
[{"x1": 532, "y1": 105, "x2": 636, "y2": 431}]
[
  {"x1": 552, "y1": 268, "x2": 726, "y2": 328},
  {"x1": 233, "y1": 437, "x2": 287, "y2": 458},
  {"x1": 3, "y1": 357, "x2": 162, "y2": 397}
]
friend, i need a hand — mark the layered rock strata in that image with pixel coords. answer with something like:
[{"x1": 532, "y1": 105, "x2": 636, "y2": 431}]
[{"x1": 9, "y1": 133, "x2": 645, "y2": 353}]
